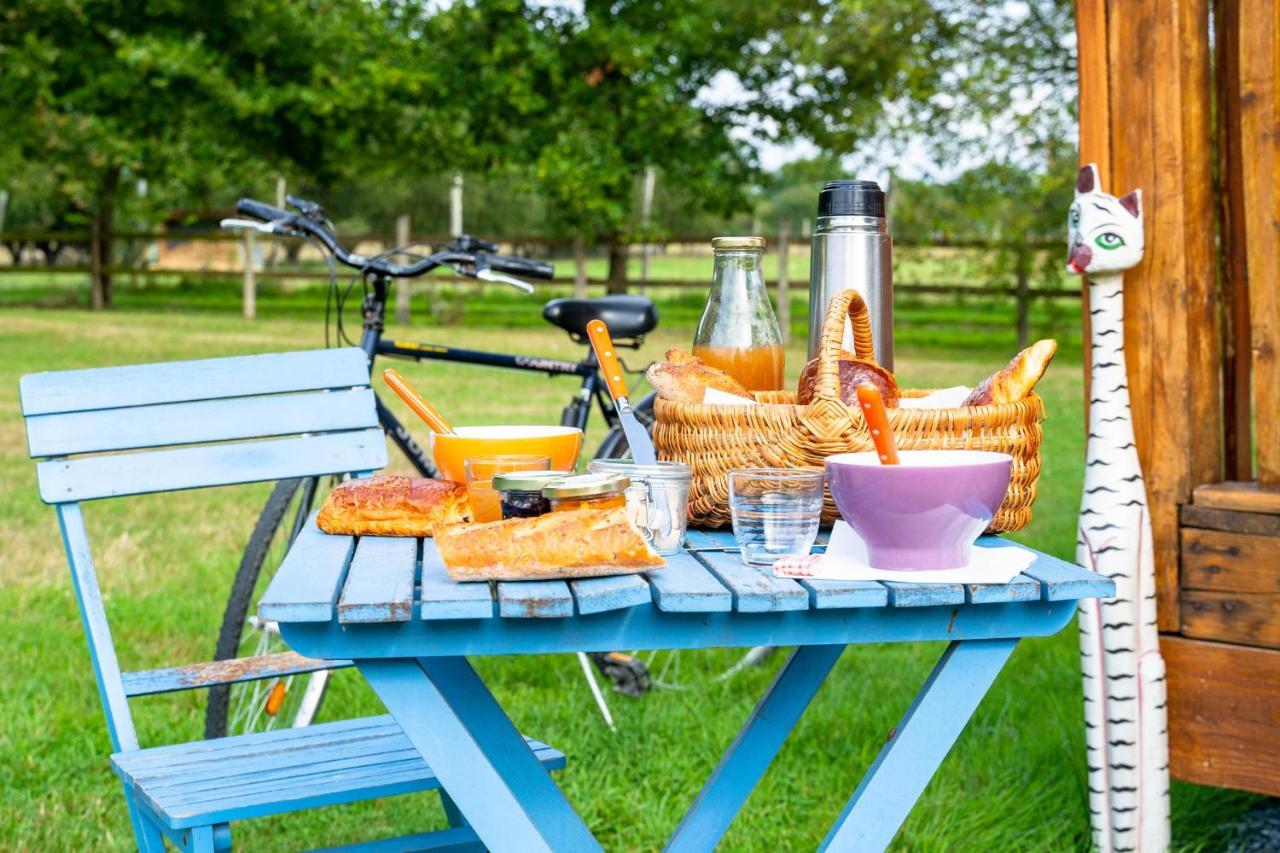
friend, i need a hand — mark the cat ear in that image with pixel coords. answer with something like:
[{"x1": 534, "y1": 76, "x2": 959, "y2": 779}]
[
  {"x1": 1118, "y1": 190, "x2": 1142, "y2": 218},
  {"x1": 1076, "y1": 164, "x2": 1100, "y2": 194}
]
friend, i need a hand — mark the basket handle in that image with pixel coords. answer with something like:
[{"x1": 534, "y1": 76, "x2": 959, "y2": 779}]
[{"x1": 813, "y1": 289, "x2": 877, "y2": 402}]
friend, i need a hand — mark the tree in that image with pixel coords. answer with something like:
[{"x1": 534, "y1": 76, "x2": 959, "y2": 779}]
[{"x1": 0, "y1": 0, "x2": 408, "y2": 307}]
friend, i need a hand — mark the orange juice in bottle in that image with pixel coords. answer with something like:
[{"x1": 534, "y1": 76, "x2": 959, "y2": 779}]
[{"x1": 692, "y1": 237, "x2": 784, "y2": 392}]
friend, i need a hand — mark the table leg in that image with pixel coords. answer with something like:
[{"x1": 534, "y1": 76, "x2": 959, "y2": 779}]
[
  {"x1": 358, "y1": 656, "x2": 601, "y2": 853},
  {"x1": 665, "y1": 644, "x2": 847, "y2": 852},
  {"x1": 820, "y1": 638, "x2": 1019, "y2": 852}
]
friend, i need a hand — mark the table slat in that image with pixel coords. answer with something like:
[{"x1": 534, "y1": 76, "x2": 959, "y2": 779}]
[
  {"x1": 1018, "y1": 546, "x2": 1117, "y2": 601},
  {"x1": 497, "y1": 580, "x2": 575, "y2": 618},
  {"x1": 339, "y1": 536, "x2": 418, "y2": 623},
  {"x1": 419, "y1": 541, "x2": 494, "y2": 620},
  {"x1": 569, "y1": 575, "x2": 651, "y2": 615},
  {"x1": 799, "y1": 579, "x2": 890, "y2": 609},
  {"x1": 646, "y1": 552, "x2": 733, "y2": 612},
  {"x1": 259, "y1": 514, "x2": 354, "y2": 623},
  {"x1": 693, "y1": 551, "x2": 809, "y2": 613},
  {"x1": 881, "y1": 582, "x2": 966, "y2": 608}
]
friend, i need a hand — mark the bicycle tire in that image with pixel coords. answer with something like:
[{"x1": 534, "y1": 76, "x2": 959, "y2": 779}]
[{"x1": 205, "y1": 477, "x2": 317, "y2": 738}]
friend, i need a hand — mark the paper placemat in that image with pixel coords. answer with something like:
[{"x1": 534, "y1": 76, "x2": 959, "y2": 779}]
[{"x1": 774, "y1": 520, "x2": 1033, "y2": 584}]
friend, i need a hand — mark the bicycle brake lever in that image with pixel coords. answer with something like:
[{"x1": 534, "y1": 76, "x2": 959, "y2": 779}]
[{"x1": 475, "y1": 267, "x2": 535, "y2": 294}]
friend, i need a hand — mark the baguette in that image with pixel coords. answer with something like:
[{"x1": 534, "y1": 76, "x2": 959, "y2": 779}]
[
  {"x1": 317, "y1": 476, "x2": 470, "y2": 537},
  {"x1": 962, "y1": 339, "x2": 1058, "y2": 406},
  {"x1": 646, "y1": 348, "x2": 753, "y2": 404},
  {"x1": 435, "y1": 507, "x2": 664, "y2": 581}
]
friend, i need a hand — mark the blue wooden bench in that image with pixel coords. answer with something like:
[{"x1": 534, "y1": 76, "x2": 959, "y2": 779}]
[{"x1": 20, "y1": 347, "x2": 565, "y2": 853}]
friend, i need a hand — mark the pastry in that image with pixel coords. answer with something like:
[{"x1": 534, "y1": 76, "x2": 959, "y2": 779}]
[
  {"x1": 434, "y1": 506, "x2": 664, "y2": 581},
  {"x1": 646, "y1": 348, "x2": 753, "y2": 404},
  {"x1": 317, "y1": 475, "x2": 470, "y2": 536},
  {"x1": 796, "y1": 350, "x2": 899, "y2": 407},
  {"x1": 962, "y1": 339, "x2": 1058, "y2": 406}
]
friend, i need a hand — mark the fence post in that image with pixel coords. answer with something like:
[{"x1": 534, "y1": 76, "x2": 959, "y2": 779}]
[
  {"x1": 777, "y1": 222, "x2": 791, "y2": 343},
  {"x1": 1014, "y1": 243, "x2": 1031, "y2": 349},
  {"x1": 268, "y1": 177, "x2": 286, "y2": 270},
  {"x1": 640, "y1": 166, "x2": 656, "y2": 291},
  {"x1": 395, "y1": 213, "x2": 411, "y2": 325},
  {"x1": 450, "y1": 174, "x2": 463, "y2": 237},
  {"x1": 242, "y1": 230, "x2": 257, "y2": 320},
  {"x1": 574, "y1": 235, "x2": 588, "y2": 297}
]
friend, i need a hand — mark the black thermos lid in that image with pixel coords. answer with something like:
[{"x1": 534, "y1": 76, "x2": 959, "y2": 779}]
[{"x1": 818, "y1": 179, "x2": 885, "y2": 218}]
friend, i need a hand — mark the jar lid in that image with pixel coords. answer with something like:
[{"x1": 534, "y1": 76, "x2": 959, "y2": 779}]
[
  {"x1": 541, "y1": 473, "x2": 630, "y2": 498},
  {"x1": 711, "y1": 236, "x2": 765, "y2": 251},
  {"x1": 492, "y1": 471, "x2": 571, "y2": 491},
  {"x1": 587, "y1": 459, "x2": 692, "y2": 481}
]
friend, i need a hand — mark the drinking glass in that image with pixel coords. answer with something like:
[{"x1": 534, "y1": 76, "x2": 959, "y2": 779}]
[
  {"x1": 728, "y1": 468, "x2": 825, "y2": 566},
  {"x1": 464, "y1": 454, "x2": 551, "y2": 523}
]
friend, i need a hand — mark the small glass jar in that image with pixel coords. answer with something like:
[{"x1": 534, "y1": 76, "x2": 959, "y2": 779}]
[
  {"x1": 542, "y1": 474, "x2": 630, "y2": 513},
  {"x1": 588, "y1": 459, "x2": 692, "y2": 555},
  {"x1": 492, "y1": 471, "x2": 567, "y2": 519}
]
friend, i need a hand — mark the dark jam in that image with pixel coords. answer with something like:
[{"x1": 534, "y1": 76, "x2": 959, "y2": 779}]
[{"x1": 500, "y1": 489, "x2": 551, "y2": 519}]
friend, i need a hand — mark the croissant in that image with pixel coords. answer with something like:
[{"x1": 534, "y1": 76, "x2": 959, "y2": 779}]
[
  {"x1": 646, "y1": 348, "x2": 754, "y2": 404},
  {"x1": 434, "y1": 507, "x2": 664, "y2": 581},
  {"x1": 796, "y1": 350, "x2": 899, "y2": 408},
  {"x1": 962, "y1": 339, "x2": 1058, "y2": 406},
  {"x1": 317, "y1": 476, "x2": 470, "y2": 537}
]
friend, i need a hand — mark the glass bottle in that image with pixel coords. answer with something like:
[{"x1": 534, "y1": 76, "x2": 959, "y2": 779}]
[{"x1": 692, "y1": 236, "x2": 785, "y2": 392}]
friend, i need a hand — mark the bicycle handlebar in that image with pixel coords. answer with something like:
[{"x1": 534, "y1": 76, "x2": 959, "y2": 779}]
[{"x1": 230, "y1": 197, "x2": 554, "y2": 282}]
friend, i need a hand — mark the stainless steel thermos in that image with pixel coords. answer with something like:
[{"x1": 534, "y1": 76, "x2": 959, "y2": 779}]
[{"x1": 807, "y1": 179, "x2": 893, "y2": 369}]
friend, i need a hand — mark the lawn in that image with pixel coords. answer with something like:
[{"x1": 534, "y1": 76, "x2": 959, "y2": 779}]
[{"x1": 0, "y1": 282, "x2": 1257, "y2": 850}]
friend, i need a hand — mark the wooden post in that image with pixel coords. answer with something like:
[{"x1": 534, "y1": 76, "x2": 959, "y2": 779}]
[
  {"x1": 395, "y1": 214, "x2": 411, "y2": 325},
  {"x1": 573, "y1": 235, "x2": 588, "y2": 297},
  {"x1": 267, "y1": 177, "x2": 286, "y2": 270},
  {"x1": 1013, "y1": 243, "x2": 1031, "y2": 350},
  {"x1": 0, "y1": 189, "x2": 9, "y2": 233},
  {"x1": 450, "y1": 174, "x2": 463, "y2": 237},
  {"x1": 776, "y1": 222, "x2": 791, "y2": 344},
  {"x1": 1075, "y1": 0, "x2": 1219, "y2": 631},
  {"x1": 640, "y1": 166, "x2": 656, "y2": 289},
  {"x1": 242, "y1": 230, "x2": 257, "y2": 320}
]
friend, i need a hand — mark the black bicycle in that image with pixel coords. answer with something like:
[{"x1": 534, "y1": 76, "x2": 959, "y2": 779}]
[{"x1": 206, "y1": 195, "x2": 658, "y2": 737}]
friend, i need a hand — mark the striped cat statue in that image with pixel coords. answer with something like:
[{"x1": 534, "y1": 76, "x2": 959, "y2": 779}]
[{"x1": 1067, "y1": 163, "x2": 1170, "y2": 852}]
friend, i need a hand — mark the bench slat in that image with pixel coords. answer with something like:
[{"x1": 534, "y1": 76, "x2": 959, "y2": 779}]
[
  {"x1": 692, "y1": 550, "x2": 809, "y2": 613},
  {"x1": 19, "y1": 347, "x2": 370, "y2": 416},
  {"x1": 36, "y1": 429, "x2": 387, "y2": 503},
  {"x1": 497, "y1": 580, "x2": 576, "y2": 618},
  {"x1": 260, "y1": 516, "x2": 355, "y2": 623},
  {"x1": 26, "y1": 387, "x2": 378, "y2": 457},
  {"x1": 339, "y1": 536, "x2": 418, "y2": 623},
  {"x1": 646, "y1": 552, "x2": 733, "y2": 612},
  {"x1": 419, "y1": 540, "x2": 494, "y2": 620},
  {"x1": 121, "y1": 652, "x2": 350, "y2": 697},
  {"x1": 569, "y1": 574, "x2": 652, "y2": 615}
]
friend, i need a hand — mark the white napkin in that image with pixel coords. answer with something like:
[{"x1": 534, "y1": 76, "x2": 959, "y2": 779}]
[
  {"x1": 898, "y1": 385, "x2": 972, "y2": 408},
  {"x1": 703, "y1": 387, "x2": 758, "y2": 406},
  {"x1": 774, "y1": 520, "x2": 1033, "y2": 583}
]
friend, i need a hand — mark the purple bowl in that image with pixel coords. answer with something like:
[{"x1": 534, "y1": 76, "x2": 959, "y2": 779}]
[{"x1": 825, "y1": 450, "x2": 1013, "y2": 570}]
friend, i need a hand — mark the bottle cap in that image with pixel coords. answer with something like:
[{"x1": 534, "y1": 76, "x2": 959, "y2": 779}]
[
  {"x1": 492, "y1": 471, "x2": 571, "y2": 492},
  {"x1": 818, "y1": 180, "x2": 885, "y2": 218},
  {"x1": 711, "y1": 236, "x2": 765, "y2": 251}
]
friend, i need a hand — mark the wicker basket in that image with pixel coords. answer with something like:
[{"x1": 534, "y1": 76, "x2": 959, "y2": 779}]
[{"x1": 653, "y1": 289, "x2": 1045, "y2": 532}]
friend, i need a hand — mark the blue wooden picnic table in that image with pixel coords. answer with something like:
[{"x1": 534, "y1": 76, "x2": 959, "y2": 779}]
[{"x1": 262, "y1": 517, "x2": 1113, "y2": 852}]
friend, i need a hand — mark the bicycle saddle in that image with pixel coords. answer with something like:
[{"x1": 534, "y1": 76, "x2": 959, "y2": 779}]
[{"x1": 542, "y1": 295, "x2": 658, "y2": 345}]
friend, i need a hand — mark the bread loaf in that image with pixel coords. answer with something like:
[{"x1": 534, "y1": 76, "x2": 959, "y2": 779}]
[
  {"x1": 317, "y1": 475, "x2": 470, "y2": 537},
  {"x1": 962, "y1": 339, "x2": 1058, "y2": 406},
  {"x1": 434, "y1": 506, "x2": 664, "y2": 581},
  {"x1": 646, "y1": 348, "x2": 753, "y2": 404},
  {"x1": 796, "y1": 350, "x2": 899, "y2": 408}
]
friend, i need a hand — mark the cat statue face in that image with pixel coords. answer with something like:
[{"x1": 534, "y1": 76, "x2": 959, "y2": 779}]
[{"x1": 1067, "y1": 163, "x2": 1145, "y2": 276}]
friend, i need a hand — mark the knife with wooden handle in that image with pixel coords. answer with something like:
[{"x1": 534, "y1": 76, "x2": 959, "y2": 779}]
[{"x1": 586, "y1": 319, "x2": 657, "y2": 466}]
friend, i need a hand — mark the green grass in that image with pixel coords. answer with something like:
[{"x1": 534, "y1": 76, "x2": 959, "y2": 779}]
[{"x1": 0, "y1": 282, "x2": 1256, "y2": 849}]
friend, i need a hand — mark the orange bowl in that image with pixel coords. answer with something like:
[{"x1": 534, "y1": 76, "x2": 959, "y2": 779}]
[{"x1": 430, "y1": 426, "x2": 584, "y2": 483}]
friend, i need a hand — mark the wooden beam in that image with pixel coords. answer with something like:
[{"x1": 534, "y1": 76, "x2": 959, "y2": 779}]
[
  {"x1": 1076, "y1": 0, "x2": 1111, "y2": 425},
  {"x1": 1239, "y1": 0, "x2": 1280, "y2": 487},
  {"x1": 1193, "y1": 481, "x2": 1280, "y2": 514}
]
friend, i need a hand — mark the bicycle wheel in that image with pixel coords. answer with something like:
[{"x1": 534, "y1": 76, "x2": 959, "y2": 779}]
[{"x1": 204, "y1": 477, "x2": 335, "y2": 738}]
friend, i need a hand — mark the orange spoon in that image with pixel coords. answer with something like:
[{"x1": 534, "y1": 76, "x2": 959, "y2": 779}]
[
  {"x1": 382, "y1": 369, "x2": 455, "y2": 435},
  {"x1": 856, "y1": 383, "x2": 900, "y2": 464}
]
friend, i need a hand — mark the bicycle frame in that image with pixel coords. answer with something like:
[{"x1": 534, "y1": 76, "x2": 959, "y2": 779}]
[{"x1": 355, "y1": 274, "x2": 623, "y2": 474}]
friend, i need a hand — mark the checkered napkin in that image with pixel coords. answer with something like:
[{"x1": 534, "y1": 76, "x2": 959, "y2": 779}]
[{"x1": 773, "y1": 520, "x2": 1034, "y2": 584}]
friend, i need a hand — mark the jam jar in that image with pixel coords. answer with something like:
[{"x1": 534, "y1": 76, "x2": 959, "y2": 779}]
[
  {"x1": 492, "y1": 471, "x2": 566, "y2": 519},
  {"x1": 542, "y1": 473, "x2": 630, "y2": 512}
]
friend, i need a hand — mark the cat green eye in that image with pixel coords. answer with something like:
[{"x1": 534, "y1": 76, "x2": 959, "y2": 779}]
[{"x1": 1095, "y1": 232, "x2": 1125, "y2": 250}]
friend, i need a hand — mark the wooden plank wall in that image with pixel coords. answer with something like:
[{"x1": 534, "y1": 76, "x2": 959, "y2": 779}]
[{"x1": 1075, "y1": 0, "x2": 1221, "y2": 631}]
